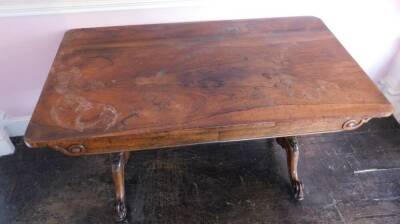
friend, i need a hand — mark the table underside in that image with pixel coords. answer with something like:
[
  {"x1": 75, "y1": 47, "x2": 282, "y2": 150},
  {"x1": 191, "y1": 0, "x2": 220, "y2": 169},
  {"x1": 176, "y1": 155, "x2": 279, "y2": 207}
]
[{"x1": 110, "y1": 136, "x2": 305, "y2": 222}]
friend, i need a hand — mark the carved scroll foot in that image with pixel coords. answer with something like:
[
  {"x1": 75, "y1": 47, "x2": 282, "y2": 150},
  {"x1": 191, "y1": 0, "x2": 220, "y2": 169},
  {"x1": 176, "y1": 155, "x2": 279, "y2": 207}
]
[
  {"x1": 112, "y1": 151, "x2": 131, "y2": 223},
  {"x1": 276, "y1": 137, "x2": 304, "y2": 201},
  {"x1": 291, "y1": 179, "x2": 304, "y2": 201},
  {"x1": 115, "y1": 200, "x2": 127, "y2": 223}
]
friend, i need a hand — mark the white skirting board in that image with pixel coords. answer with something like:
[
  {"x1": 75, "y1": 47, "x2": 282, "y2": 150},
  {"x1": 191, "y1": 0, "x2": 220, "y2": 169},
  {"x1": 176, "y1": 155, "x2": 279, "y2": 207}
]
[
  {"x1": 379, "y1": 87, "x2": 400, "y2": 124},
  {"x1": 0, "y1": 128, "x2": 15, "y2": 157},
  {"x1": 0, "y1": 113, "x2": 30, "y2": 156},
  {"x1": 378, "y1": 47, "x2": 400, "y2": 124}
]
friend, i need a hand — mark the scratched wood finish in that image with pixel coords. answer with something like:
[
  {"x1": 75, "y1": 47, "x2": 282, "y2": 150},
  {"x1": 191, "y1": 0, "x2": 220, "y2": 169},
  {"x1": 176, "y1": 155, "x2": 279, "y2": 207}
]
[{"x1": 24, "y1": 16, "x2": 392, "y2": 155}]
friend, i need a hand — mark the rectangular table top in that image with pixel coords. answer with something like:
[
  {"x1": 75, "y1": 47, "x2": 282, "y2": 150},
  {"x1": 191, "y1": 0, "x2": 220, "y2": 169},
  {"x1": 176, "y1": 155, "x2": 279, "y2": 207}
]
[{"x1": 25, "y1": 16, "x2": 393, "y2": 155}]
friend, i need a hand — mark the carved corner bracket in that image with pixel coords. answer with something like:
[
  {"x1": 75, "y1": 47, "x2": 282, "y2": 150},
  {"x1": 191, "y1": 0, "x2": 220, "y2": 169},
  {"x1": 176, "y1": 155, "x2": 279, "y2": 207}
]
[
  {"x1": 53, "y1": 144, "x2": 87, "y2": 156},
  {"x1": 342, "y1": 117, "x2": 371, "y2": 130}
]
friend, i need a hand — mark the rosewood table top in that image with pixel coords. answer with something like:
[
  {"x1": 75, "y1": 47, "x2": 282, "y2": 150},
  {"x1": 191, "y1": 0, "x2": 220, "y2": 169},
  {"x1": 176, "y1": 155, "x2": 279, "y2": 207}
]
[{"x1": 25, "y1": 16, "x2": 393, "y2": 156}]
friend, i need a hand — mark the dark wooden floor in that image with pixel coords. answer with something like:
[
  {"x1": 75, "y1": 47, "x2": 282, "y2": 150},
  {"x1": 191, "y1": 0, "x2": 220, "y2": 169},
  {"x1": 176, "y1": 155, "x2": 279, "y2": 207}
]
[{"x1": 1, "y1": 117, "x2": 399, "y2": 224}]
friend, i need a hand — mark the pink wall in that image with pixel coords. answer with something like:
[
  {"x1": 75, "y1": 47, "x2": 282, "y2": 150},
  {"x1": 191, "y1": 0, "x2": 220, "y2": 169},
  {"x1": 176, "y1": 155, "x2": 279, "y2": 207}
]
[
  {"x1": 1, "y1": 1, "x2": 400, "y2": 118},
  {"x1": 0, "y1": 7, "x2": 194, "y2": 117}
]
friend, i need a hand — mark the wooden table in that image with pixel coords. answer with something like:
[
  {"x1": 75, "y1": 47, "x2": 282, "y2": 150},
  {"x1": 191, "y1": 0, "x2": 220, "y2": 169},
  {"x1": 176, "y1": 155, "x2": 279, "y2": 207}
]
[{"x1": 25, "y1": 17, "x2": 393, "y2": 222}]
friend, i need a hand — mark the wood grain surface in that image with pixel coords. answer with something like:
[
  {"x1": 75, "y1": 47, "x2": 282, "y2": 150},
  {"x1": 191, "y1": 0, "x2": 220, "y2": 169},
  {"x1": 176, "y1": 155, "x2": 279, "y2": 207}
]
[{"x1": 24, "y1": 16, "x2": 393, "y2": 155}]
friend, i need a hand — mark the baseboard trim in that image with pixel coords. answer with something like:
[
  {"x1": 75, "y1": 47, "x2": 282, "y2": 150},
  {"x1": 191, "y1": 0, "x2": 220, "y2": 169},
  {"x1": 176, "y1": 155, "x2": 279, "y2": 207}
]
[
  {"x1": 0, "y1": 128, "x2": 15, "y2": 156},
  {"x1": 0, "y1": 115, "x2": 30, "y2": 137},
  {"x1": 0, "y1": 114, "x2": 30, "y2": 156},
  {"x1": 394, "y1": 112, "x2": 400, "y2": 123}
]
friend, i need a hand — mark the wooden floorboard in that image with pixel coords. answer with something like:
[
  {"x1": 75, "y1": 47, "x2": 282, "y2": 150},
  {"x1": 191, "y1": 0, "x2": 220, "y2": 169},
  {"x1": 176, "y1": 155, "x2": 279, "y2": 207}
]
[{"x1": 0, "y1": 117, "x2": 399, "y2": 224}]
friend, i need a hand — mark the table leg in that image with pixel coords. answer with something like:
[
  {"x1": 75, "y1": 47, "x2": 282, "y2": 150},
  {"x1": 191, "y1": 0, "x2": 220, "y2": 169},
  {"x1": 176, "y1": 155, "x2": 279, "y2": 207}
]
[
  {"x1": 276, "y1": 137, "x2": 304, "y2": 201},
  {"x1": 111, "y1": 151, "x2": 131, "y2": 222}
]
